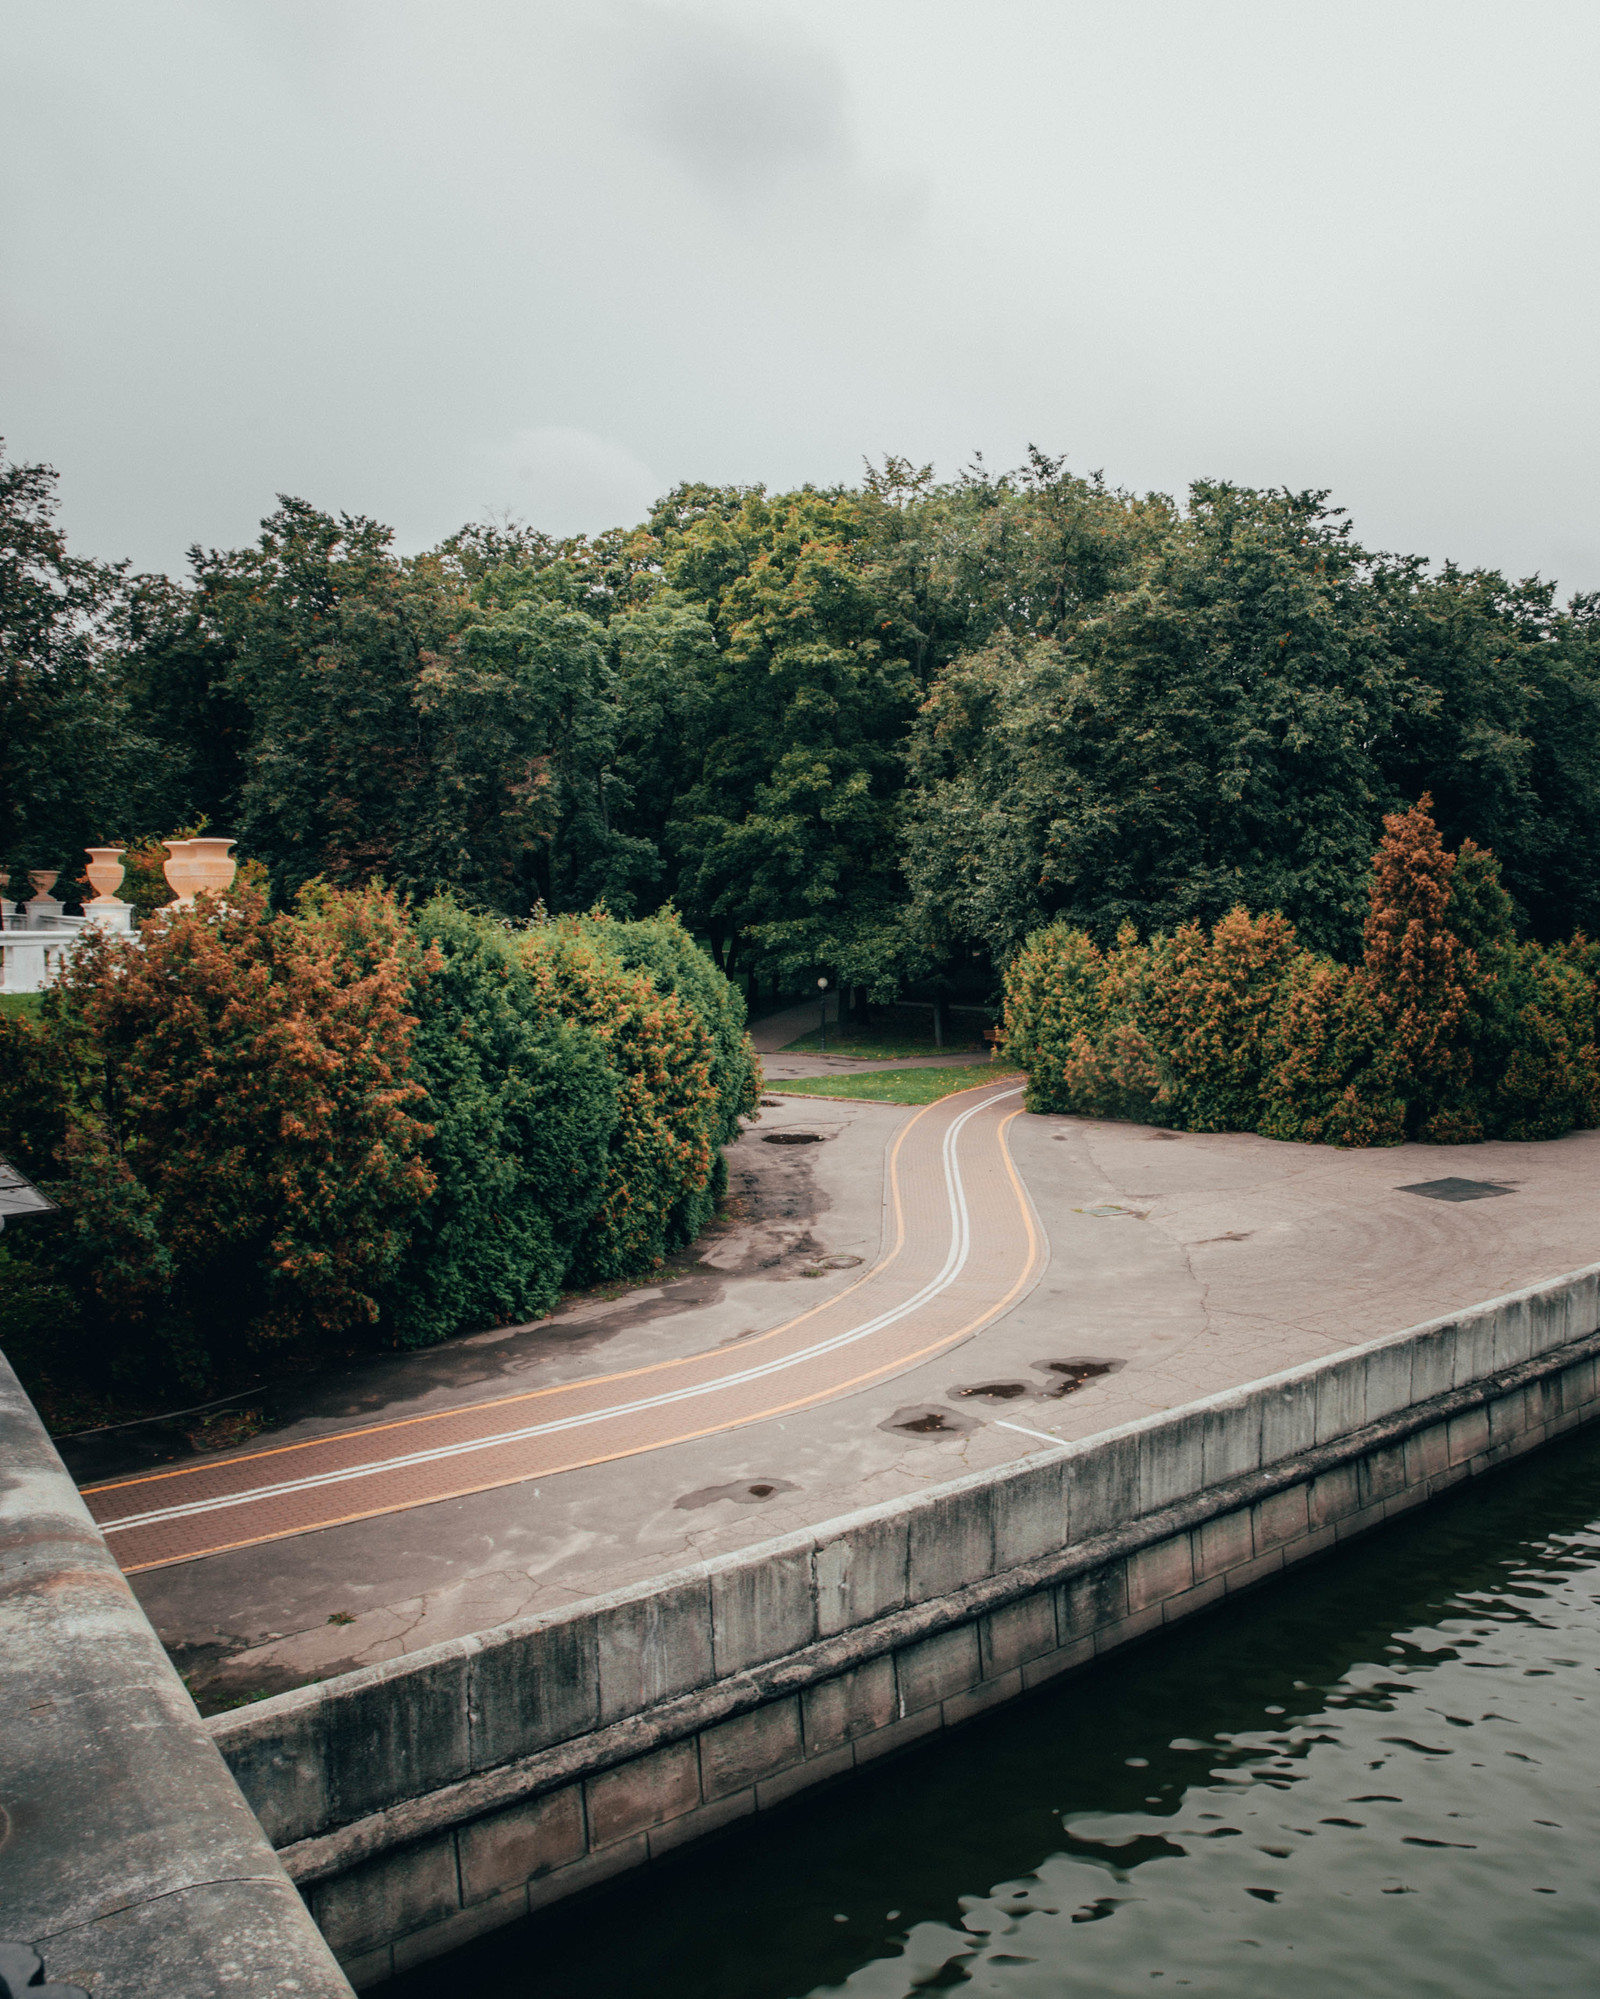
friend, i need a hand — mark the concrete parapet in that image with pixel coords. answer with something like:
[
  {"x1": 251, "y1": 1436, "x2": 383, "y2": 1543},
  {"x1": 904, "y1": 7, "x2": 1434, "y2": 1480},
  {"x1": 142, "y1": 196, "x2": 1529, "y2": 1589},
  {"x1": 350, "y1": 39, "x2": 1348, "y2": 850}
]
[
  {"x1": 206, "y1": 1265, "x2": 1600, "y2": 1986},
  {"x1": 0, "y1": 1352, "x2": 353, "y2": 1997}
]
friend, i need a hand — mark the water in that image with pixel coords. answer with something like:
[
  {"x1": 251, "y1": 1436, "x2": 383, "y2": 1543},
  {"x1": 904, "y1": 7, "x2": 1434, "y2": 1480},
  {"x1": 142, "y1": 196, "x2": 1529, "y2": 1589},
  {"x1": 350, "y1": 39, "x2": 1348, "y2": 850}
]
[{"x1": 394, "y1": 1427, "x2": 1600, "y2": 1999}]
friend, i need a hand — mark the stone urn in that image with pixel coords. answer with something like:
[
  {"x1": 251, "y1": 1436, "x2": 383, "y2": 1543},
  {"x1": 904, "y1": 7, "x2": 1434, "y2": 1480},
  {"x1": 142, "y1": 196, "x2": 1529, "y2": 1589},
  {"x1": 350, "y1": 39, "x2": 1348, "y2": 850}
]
[
  {"x1": 162, "y1": 837, "x2": 237, "y2": 908},
  {"x1": 160, "y1": 840, "x2": 200, "y2": 906},
  {"x1": 188, "y1": 837, "x2": 237, "y2": 899},
  {"x1": 82, "y1": 845, "x2": 137, "y2": 933},
  {"x1": 83, "y1": 846, "x2": 126, "y2": 904},
  {"x1": 25, "y1": 870, "x2": 63, "y2": 920}
]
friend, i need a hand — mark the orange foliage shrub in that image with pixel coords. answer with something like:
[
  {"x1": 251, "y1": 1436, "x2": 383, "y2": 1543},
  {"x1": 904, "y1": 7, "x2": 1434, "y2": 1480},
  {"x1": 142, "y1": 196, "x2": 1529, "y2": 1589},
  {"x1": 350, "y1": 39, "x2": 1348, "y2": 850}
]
[
  {"x1": 1005, "y1": 798, "x2": 1600, "y2": 1149},
  {"x1": 36, "y1": 881, "x2": 435, "y2": 1383},
  {"x1": 1144, "y1": 908, "x2": 1299, "y2": 1132}
]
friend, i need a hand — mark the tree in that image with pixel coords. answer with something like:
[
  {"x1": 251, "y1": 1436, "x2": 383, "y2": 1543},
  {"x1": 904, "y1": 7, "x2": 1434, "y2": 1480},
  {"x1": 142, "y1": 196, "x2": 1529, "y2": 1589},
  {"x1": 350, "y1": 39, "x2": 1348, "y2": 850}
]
[
  {"x1": 0, "y1": 444, "x2": 143, "y2": 879},
  {"x1": 908, "y1": 483, "x2": 1401, "y2": 967}
]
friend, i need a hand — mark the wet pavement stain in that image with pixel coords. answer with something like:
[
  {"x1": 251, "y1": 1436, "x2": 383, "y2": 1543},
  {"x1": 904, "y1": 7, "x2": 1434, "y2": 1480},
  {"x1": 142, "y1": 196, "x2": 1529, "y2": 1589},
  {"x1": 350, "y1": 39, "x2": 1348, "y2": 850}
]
[
  {"x1": 1032, "y1": 1358, "x2": 1126, "y2": 1397},
  {"x1": 880, "y1": 1404, "x2": 981, "y2": 1438},
  {"x1": 675, "y1": 1477, "x2": 800, "y2": 1509}
]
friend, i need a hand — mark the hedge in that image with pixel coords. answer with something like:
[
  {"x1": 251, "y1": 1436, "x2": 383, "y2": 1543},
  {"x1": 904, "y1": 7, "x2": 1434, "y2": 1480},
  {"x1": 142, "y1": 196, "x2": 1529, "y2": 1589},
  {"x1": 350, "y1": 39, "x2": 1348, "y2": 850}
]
[
  {"x1": 0, "y1": 892, "x2": 759, "y2": 1404},
  {"x1": 1004, "y1": 799, "x2": 1600, "y2": 1146},
  {"x1": 383, "y1": 901, "x2": 619, "y2": 1348}
]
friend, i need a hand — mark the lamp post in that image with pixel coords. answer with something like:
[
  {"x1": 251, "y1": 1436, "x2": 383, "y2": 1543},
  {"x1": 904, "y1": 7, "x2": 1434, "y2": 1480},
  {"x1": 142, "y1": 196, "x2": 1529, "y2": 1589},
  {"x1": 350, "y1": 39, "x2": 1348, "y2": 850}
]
[{"x1": 817, "y1": 975, "x2": 829, "y2": 1053}]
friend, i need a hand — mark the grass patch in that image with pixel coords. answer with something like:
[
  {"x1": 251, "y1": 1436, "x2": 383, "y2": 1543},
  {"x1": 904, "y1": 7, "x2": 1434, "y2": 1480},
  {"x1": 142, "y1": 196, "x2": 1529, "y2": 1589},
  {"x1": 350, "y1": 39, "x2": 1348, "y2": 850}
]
[
  {"x1": 0, "y1": 993, "x2": 42, "y2": 1021},
  {"x1": 781, "y1": 1021, "x2": 986, "y2": 1059},
  {"x1": 767, "y1": 1063, "x2": 1023, "y2": 1106}
]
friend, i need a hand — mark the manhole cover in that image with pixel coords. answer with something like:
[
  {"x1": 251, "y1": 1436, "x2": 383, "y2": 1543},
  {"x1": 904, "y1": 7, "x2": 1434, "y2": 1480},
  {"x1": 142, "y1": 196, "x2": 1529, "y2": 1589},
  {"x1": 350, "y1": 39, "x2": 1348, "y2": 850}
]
[
  {"x1": 817, "y1": 1253, "x2": 863, "y2": 1269},
  {"x1": 763, "y1": 1131, "x2": 825, "y2": 1145},
  {"x1": 1033, "y1": 1358, "x2": 1126, "y2": 1398},
  {"x1": 879, "y1": 1403, "x2": 980, "y2": 1439},
  {"x1": 675, "y1": 1477, "x2": 799, "y2": 1509},
  {"x1": 1397, "y1": 1178, "x2": 1514, "y2": 1203}
]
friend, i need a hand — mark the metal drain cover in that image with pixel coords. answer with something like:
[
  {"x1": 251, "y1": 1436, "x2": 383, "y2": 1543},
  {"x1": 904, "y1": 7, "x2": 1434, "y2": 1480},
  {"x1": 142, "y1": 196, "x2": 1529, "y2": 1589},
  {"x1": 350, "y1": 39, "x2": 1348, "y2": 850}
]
[{"x1": 1398, "y1": 1177, "x2": 1514, "y2": 1202}]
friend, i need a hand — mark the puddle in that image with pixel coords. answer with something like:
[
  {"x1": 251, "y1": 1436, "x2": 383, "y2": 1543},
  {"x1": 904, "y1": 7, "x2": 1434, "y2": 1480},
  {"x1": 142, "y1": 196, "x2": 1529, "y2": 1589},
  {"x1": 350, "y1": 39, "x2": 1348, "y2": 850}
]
[
  {"x1": 1032, "y1": 1357, "x2": 1126, "y2": 1398},
  {"x1": 762, "y1": 1132, "x2": 826, "y2": 1146},
  {"x1": 879, "y1": 1404, "x2": 980, "y2": 1439},
  {"x1": 675, "y1": 1477, "x2": 800, "y2": 1509},
  {"x1": 952, "y1": 1381, "x2": 1032, "y2": 1401}
]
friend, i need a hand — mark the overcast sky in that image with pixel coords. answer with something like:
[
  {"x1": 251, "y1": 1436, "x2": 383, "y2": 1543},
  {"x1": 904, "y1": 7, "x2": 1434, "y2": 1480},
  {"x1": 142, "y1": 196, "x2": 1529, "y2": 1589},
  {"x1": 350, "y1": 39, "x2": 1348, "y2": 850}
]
[{"x1": 5, "y1": 1, "x2": 1598, "y2": 593}]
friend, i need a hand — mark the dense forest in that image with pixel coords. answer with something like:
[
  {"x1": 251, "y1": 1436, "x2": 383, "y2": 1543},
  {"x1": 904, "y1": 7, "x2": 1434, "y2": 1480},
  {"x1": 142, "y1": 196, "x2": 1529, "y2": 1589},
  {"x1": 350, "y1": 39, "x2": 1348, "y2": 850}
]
[{"x1": 8, "y1": 442, "x2": 1600, "y2": 1002}]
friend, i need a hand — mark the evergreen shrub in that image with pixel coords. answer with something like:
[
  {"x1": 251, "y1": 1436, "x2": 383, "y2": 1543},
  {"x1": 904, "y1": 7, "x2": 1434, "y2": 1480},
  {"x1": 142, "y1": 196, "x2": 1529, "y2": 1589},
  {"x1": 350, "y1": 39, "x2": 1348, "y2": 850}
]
[
  {"x1": 381, "y1": 901, "x2": 619, "y2": 1348},
  {"x1": 1003, "y1": 800, "x2": 1600, "y2": 1147},
  {"x1": 517, "y1": 910, "x2": 757, "y2": 1283}
]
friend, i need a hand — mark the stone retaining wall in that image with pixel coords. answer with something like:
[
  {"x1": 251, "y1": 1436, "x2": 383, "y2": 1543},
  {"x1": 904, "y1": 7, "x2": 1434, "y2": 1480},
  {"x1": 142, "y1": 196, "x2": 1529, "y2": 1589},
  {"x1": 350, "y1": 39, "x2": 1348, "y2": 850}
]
[
  {"x1": 0, "y1": 1352, "x2": 353, "y2": 1998},
  {"x1": 208, "y1": 1266, "x2": 1600, "y2": 1988}
]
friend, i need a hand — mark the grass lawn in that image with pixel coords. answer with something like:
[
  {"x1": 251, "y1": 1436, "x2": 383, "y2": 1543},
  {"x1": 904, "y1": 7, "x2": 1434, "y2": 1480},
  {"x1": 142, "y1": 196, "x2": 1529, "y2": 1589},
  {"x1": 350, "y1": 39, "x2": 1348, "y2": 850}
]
[
  {"x1": 0, "y1": 993, "x2": 42, "y2": 1021},
  {"x1": 781, "y1": 1022, "x2": 987, "y2": 1059},
  {"x1": 765, "y1": 1062, "x2": 1023, "y2": 1106}
]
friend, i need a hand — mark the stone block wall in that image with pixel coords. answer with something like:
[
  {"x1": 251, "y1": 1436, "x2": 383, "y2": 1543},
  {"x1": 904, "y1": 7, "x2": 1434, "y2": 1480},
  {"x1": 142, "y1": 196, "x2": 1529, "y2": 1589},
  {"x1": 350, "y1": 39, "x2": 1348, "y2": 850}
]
[
  {"x1": 0, "y1": 1353, "x2": 354, "y2": 1998},
  {"x1": 208, "y1": 1266, "x2": 1600, "y2": 1987}
]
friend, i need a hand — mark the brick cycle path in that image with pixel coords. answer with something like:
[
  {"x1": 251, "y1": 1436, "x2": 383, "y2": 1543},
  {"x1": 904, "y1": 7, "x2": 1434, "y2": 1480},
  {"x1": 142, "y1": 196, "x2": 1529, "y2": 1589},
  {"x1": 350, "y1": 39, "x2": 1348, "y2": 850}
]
[{"x1": 83, "y1": 1080, "x2": 1044, "y2": 1574}]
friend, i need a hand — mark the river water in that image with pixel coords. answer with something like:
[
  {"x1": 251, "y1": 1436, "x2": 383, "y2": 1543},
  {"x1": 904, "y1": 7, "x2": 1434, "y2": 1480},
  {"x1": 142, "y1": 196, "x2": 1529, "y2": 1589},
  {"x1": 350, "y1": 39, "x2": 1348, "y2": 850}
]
[{"x1": 393, "y1": 1426, "x2": 1600, "y2": 1999}]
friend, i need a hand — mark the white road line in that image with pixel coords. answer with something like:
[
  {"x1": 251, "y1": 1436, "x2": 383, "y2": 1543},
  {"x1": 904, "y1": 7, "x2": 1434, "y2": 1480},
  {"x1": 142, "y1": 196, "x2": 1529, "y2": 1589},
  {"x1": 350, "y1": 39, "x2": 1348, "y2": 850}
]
[
  {"x1": 98, "y1": 1086, "x2": 1023, "y2": 1536},
  {"x1": 996, "y1": 1419, "x2": 1067, "y2": 1448}
]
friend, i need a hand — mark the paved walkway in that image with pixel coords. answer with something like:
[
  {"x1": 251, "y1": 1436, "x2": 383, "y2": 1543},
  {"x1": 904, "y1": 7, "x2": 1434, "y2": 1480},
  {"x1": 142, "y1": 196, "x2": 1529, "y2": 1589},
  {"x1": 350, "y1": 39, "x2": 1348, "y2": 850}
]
[
  {"x1": 85, "y1": 1082, "x2": 1038, "y2": 1574},
  {"x1": 124, "y1": 1099, "x2": 1600, "y2": 1707}
]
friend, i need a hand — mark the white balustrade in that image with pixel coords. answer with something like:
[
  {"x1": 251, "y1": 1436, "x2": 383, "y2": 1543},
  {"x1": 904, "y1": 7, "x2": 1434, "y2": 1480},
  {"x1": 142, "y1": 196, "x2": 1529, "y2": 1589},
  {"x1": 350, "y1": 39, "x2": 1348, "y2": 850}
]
[{"x1": 0, "y1": 838, "x2": 236, "y2": 994}]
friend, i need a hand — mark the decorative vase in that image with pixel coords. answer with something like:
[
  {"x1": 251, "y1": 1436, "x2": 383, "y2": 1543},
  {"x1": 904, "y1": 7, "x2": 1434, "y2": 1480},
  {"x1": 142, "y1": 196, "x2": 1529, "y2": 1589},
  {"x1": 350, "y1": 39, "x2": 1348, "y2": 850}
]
[
  {"x1": 161, "y1": 840, "x2": 201, "y2": 906},
  {"x1": 27, "y1": 870, "x2": 59, "y2": 904},
  {"x1": 83, "y1": 846, "x2": 127, "y2": 904},
  {"x1": 188, "y1": 837, "x2": 237, "y2": 899},
  {"x1": 162, "y1": 837, "x2": 237, "y2": 908}
]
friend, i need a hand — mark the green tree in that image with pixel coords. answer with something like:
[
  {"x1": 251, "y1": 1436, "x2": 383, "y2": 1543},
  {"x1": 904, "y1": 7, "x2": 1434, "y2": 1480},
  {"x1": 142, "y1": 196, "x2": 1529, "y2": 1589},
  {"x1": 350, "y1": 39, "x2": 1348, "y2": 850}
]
[
  {"x1": 0, "y1": 444, "x2": 143, "y2": 880},
  {"x1": 909, "y1": 483, "x2": 1400, "y2": 966}
]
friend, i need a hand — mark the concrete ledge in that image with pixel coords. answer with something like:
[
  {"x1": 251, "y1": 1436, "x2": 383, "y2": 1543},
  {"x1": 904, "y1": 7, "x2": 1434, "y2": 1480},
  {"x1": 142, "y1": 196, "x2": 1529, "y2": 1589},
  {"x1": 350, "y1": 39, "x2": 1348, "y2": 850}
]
[
  {"x1": 0, "y1": 1352, "x2": 353, "y2": 1997},
  {"x1": 204, "y1": 1264, "x2": 1600, "y2": 1985}
]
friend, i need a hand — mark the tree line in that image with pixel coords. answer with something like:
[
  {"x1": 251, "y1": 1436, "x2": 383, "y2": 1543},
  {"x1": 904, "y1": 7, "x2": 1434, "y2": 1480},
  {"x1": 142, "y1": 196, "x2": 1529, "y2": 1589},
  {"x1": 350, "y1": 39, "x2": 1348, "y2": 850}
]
[{"x1": 7, "y1": 442, "x2": 1600, "y2": 1001}]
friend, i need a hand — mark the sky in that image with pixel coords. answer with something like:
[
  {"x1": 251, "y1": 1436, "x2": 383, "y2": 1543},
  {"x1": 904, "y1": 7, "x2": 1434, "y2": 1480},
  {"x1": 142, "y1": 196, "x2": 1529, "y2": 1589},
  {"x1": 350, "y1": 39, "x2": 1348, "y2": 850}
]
[{"x1": 4, "y1": 0, "x2": 1599, "y2": 593}]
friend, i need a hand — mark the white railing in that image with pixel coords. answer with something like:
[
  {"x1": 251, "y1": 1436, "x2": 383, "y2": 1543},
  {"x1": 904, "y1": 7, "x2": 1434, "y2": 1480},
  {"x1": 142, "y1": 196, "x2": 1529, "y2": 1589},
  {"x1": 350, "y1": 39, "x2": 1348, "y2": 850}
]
[
  {"x1": 1, "y1": 839, "x2": 235, "y2": 996},
  {"x1": 0, "y1": 909, "x2": 138, "y2": 995}
]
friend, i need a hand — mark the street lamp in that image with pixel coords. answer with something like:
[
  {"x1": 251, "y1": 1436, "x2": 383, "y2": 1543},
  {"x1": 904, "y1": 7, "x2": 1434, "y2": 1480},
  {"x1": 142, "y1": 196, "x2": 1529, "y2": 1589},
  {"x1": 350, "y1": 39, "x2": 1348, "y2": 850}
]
[{"x1": 817, "y1": 976, "x2": 829, "y2": 1054}]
